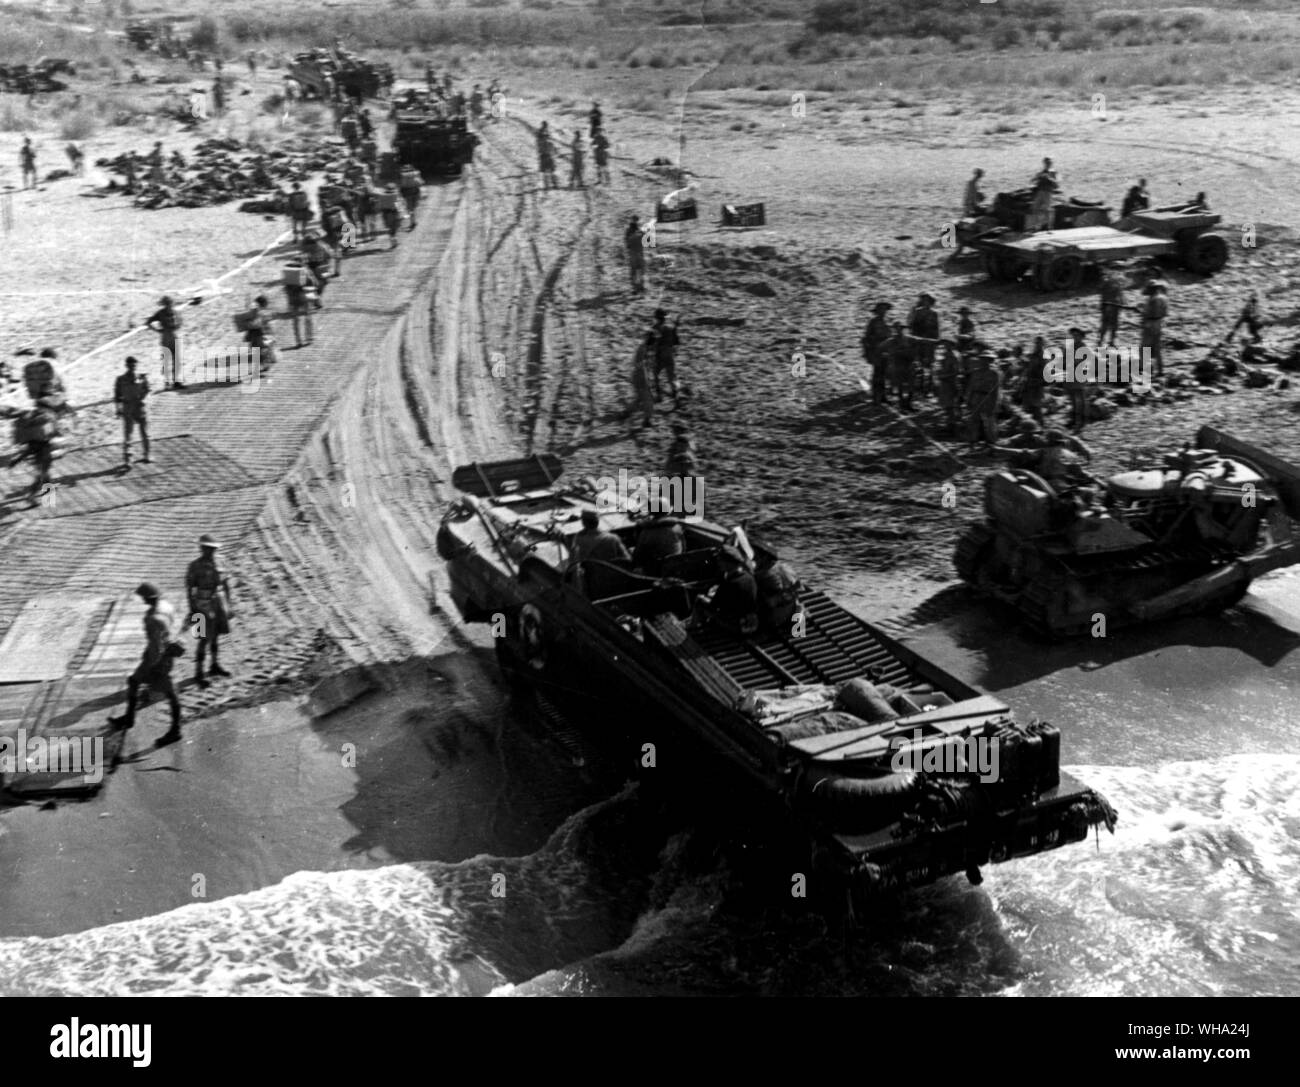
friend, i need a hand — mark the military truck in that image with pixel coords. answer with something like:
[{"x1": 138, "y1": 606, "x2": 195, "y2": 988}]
[
  {"x1": 393, "y1": 111, "x2": 477, "y2": 179},
  {"x1": 288, "y1": 47, "x2": 393, "y2": 101}
]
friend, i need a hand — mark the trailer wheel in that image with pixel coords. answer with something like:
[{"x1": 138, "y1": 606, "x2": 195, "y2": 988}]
[
  {"x1": 1182, "y1": 233, "x2": 1228, "y2": 275},
  {"x1": 1037, "y1": 254, "x2": 1083, "y2": 291},
  {"x1": 984, "y1": 252, "x2": 1021, "y2": 282}
]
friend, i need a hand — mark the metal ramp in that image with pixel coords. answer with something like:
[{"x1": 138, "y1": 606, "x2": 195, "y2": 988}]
[{"x1": 690, "y1": 590, "x2": 920, "y2": 692}]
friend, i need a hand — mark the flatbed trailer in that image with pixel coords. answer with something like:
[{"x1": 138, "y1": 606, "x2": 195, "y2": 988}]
[{"x1": 971, "y1": 207, "x2": 1228, "y2": 290}]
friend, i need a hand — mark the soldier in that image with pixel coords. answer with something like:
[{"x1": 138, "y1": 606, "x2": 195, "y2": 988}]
[
  {"x1": 1120, "y1": 178, "x2": 1150, "y2": 219},
  {"x1": 1004, "y1": 428, "x2": 1095, "y2": 491},
  {"x1": 108, "y1": 582, "x2": 183, "y2": 744},
  {"x1": 341, "y1": 110, "x2": 360, "y2": 152},
  {"x1": 861, "y1": 301, "x2": 892, "y2": 405},
  {"x1": 1099, "y1": 269, "x2": 1125, "y2": 347},
  {"x1": 1027, "y1": 158, "x2": 1057, "y2": 232},
  {"x1": 146, "y1": 296, "x2": 184, "y2": 389},
  {"x1": 955, "y1": 306, "x2": 976, "y2": 354},
  {"x1": 755, "y1": 550, "x2": 802, "y2": 633},
  {"x1": 303, "y1": 232, "x2": 335, "y2": 295},
  {"x1": 935, "y1": 340, "x2": 961, "y2": 435},
  {"x1": 537, "y1": 122, "x2": 557, "y2": 189},
  {"x1": 590, "y1": 100, "x2": 603, "y2": 138},
  {"x1": 1064, "y1": 326, "x2": 1091, "y2": 432},
  {"x1": 882, "y1": 322, "x2": 916, "y2": 411},
  {"x1": 964, "y1": 350, "x2": 1001, "y2": 447},
  {"x1": 1019, "y1": 335, "x2": 1048, "y2": 425},
  {"x1": 114, "y1": 356, "x2": 151, "y2": 469},
  {"x1": 359, "y1": 135, "x2": 378, "y2": 180},
  {"x1": 633, "y1": 511, "x2": 685, "y2": 576},
  {"x1": 187, "y1": 533, "x2": 234, "y2": 689},
  {"x1": 651, "y1": 308, "x2": 681, "y2": 407},
  {"x1": 247, "y1": 50, "x2": 257, "y2": 76},
  {"x1": 963, "y1": 167, "x2": 985, "y2": 217},
  {"x1": 625, "y1": 214, "x2": 646, "y2": 293},
  {"x1": 288, "y1": 179, "x2": 312, "y2": 242},
  {"x1": 283, "y1": 259, "x2": 318, "y2": 347},
  {"x1": 469, "y1": 84, "x2": 484, "y2": 122},
  {"x1": 1226, "y1": 291, "x2": 1262, "y2": 345},
  {"x1": 398, "y1": 163, "x2": 421, "y2": 229},
  {"x1": 592, "y1": 129, "x2": 611, "y2": 186},
  {"x1": 425, "y1": 62, "x2": 436, "y2": 92},
  {"x1": 569, "y1": 509, "x2": 631, "y2": 598},
  {"x1": 122, "y1": 150, "x2": 139, "y2": 194},
  {"x1": 321, "y1": 201, "x2": 352, "y2": 264},
  {"x1": 1141, "y1": 281, "x2": 1168, "y2": 379},
  {"x1": 569, "y1": 130, "x2": 586, "y2": 189},
  {"x1": 664, "y1": 421, "x2": 698, "y2": 478},
  {"x1": 242, "y1": 294, "x2": 275, "y2": 368},
  {"x1": 622, "y1": 331, "x2": 656, "y2": 429},
  {"x1": 20, "y1": 137, "x2": 36, "y2": 189},
  {"x1": 356, "y1": 181, "x2": 377, "y2": 241},
  {"x1": 211, "y1": 76, "x2": 225, "y2": 116},
  {"x1": 65, "y1": 142, "x2": 84, "y2": 176},
  {"x1": 379, "y1": 183, "x2": 401, "y2": 248},
  {"x1": 909, "y1": 292, "x2": 939, "y2": 395},
  {"x1": 358, "y1": 107, "x2": 373, "y2": 141}
]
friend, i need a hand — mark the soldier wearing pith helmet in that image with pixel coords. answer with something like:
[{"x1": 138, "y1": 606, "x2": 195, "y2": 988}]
[{"x1": 186, "y1": 533, "x2": 234, "y2": 689}]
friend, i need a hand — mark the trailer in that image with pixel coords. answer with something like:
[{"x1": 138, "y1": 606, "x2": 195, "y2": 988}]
[{"x1": 968, "y1": 205, "x2": 1228, "y2": 291}]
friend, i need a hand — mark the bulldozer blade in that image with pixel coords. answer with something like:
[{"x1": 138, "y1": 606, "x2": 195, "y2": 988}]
[{"x1": 1196, "y1": 425, "x2": 1300, "y2": 521}]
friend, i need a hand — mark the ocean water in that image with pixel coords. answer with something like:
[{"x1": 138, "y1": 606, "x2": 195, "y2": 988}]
[{"x1": 2, "y1": 577, "x2": 1298, "y2": 997}]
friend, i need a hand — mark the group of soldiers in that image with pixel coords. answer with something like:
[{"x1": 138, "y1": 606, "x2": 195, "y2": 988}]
[
  {"x1": 106, "y1": 533, "x2": 235, "y2": 747},
  {"x1": 421, "y1": 65, "x2": 503, "y2": 123},
  {"x1": 536, "y1": 102, "x2": 611, "y2": 190},
  {"x1": 624, "y1": 308, "x2": 683, "y2": 427}
]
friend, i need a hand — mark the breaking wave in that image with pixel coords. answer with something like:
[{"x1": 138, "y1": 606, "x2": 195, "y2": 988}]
[{"x1": 2, "y1": 756, "x2": 1297, "y2": 997}]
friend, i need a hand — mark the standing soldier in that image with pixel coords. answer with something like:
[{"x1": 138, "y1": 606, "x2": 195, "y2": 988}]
[
  {"x1": 287, "y1": 180, "x2": 312, "y2": 242},
  {"x1": 569, "y1": 130, "x2": 586, "y2": 189},
  {"x1": 108, "y1": 583, "x2": 183, "y2": 744},
  {"x1": 1098, "y1": 269, "x2": 1125, "y2": 348},
  {"x1": 908, "y1": 293, "x2": 939, "y2": 395},
  {"x1": 882, "y1": 322, "x2": 916, "y2": 412},
  {"x1": 114, "y1": 356, "x2": 151, "y2": 469},
  {"x1": 1065, "y1": 326, "x2": 1091, "y2": 432},
  {"x1": 425, "y1": 62, "x2": 436, "y2": 92},
  {"x1": 122, "y1": 150, "x2": 139, "y2": 193},
  {"x1": 964, "y1": 350, "x2": 1001, "y2": 447},
  {"x1": 625, "y1": 214, "x2": 646, "y2": 293},
  {"x1": 651, "y1": 308, "x2": 682, "y2": 407},
  {"x1": 65, "y1": 142, "x2": 84, "y2": 176},
  {"x1": 537, "y1": 122, "x2": 557, "y2": 189},
  {"x1": 398, "y1": 163, "x2": 421, "y2": 229},
  {"x1": 664, "y1": 421, "x2": 698, "y2": 503},
  {"x1": 359, "y1": 134, "x2": 378, "y2": 180},
  {"x1": 935, "y1": 341, "x2": 961, "y2": 435},
  {"x1": 592, "y1": 129, "x2": 611, "y2": 186},
  {"x1": 1141, "y1": 281, "x2": 1168, "y2": 379},
  {"x1": 963, "y1": 167, "x2": 986, "y2": 217},
  {"x1": 623, "y1": 331, "x2": 656, "y2": 429},
  {"x1": 956, "y1": 306, "x2": 976, "y2": 355},
  {"x1": 247, "y1": 50, "x2": 257, "y2": 76},
  {"x1": 469, "y1": 85, "x2": 484, "y2": 122},
  {"x1": 341, "y1": 109, "x2": 360, "y2": 153},
  {"x1": 146, "y1": 296, "x2": 184, "y2": 389},
  {"x1": 283, "y1": 259, "x2": 318, "y2": 347},
  {"x1": 379, "y1": 183, "x2": 401, "y2": 248},
  {"x1": 356, "y1": 181, "x2": 377, "y2": 242},
  {"x1": 211, "y1": 76, "x2": 225, "y2": 117},
  {"x1": 1020, "y1": 334, "x2": 1048, "y2": 425},
  {"x1": 589, "y1": 100, "x2": 603, "y2": 138},
  {"x1": 303, "y1": 232, "x2": 335, "y2": 297},
  {"x1": 861, "y1": 301, "x2": 892, "y2": 405},
  {"x1": 242, "y1": 294, "x2": 276, "y2": 368},
  {"x1": 1226, "y1": 291, "x2": 1262, "y2": 345},
  {"x1": 20, "y1": 137, "x2": 36, "y2": 189},
  {"x1": 358, "y1": 107, "x2": 373, "y2": 141},
  {"x1": 187, "y1": 534, "x2": 233, "y2": 689}
]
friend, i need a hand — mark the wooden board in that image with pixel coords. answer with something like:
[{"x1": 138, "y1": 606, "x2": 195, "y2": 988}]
[
  {"x1": 0, "y1": 593, "x2": 107, "y2": 683},
  {"x1": 451, "y1": 454, "x2": 563, "y2": 497}
]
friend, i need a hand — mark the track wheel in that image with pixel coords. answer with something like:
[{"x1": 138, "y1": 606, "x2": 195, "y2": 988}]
[{"x1": 954, "y1": 523, "x2": 996, "y2": 583}]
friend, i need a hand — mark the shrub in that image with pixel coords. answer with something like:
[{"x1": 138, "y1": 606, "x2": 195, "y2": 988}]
[{"x1": 191, "y1": 16, "x2": 219, "y2": 53}]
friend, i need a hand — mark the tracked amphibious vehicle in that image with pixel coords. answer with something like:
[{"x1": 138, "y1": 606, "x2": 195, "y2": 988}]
[
  {"x1": 956, "y1": 427, "x2": 1300, "y2": 636},
  {"x1": 437, "y1": 456, "x2": 1115, "y2": 899}
]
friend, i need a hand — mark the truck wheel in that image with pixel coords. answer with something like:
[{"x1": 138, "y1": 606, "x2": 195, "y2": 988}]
[
  {"x1": 1038, "y1": 254, "x2": 1084, "y2": 291},
  {"x1": 1182, "y1": 233, "x2": 1228, "y2": 275},
  {"x1": 984, "y1": 252, "x2": 1020, "y2": 282}
]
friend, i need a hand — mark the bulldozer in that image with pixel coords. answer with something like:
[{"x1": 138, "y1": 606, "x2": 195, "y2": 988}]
[{"x1": 954, "y1": 427, "x2": 1300, "y2": 636}]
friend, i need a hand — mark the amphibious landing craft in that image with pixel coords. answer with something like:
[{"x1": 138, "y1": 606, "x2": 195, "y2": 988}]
[{"x1": 438, "y1": 456, "x2": 1116, "y2": 901}]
